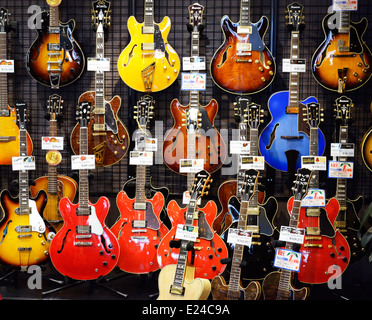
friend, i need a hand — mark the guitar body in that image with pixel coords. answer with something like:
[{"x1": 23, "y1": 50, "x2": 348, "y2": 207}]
[
  {"x1": 312, "y1": 12, "x2": 372, "y2": 92},
  {"x1": 49, "y1": 197, "x2": 119, "y2": 280},
  {"x1": 221, "y1": 195, "x2": 277, "y2": 281},
  {"x1": 258, "y1": 91, "x2": 325, "y2": 172},
  {"x1": 117, "y1": 16, "x2": 180, "y2": 92},
  {"x1": 210, "y1": 16, "x2": 275, "y2": 95},
  {"x1": 210, "y1": 275, "x2": 261, "y2": 300},
  {"x1": 111, "y1": 191, "x2": 168, "y2": 274},
  {"x1": 26, "y1": 11, "x2": 85, "y2": 88},
  {"x1": 0, "y1": 189, "x2": 51, "y2": 267},
  {"x1": 30, "y1": 174, "x2": 78, "y2": 232},
  {"x1": 213, "y1": 179, "x2": 265, "y2": 235},
  {"x1": 287, "y1": 197, "x2": 350, "y2": 284},
  {"x1": 163, "y1": 98, "x2": 226, "y2": 174},
  {"x1": 360, "y1": 126, "x2": 372, "y2": 171},
  {"x1": 157, "y1": 264, "x2": 211, "y2": 300},
  {"x1": 70, "y1": 92, "x2": 129, "y2": 167},
  {"x1": 157, "y1": 199, "x2": 228, "y2": 279},
  {"x1": 262, "y1": 271, "x2": 309, "y2": 300},
  {"x1": 0, "y1": 106, "x2": 33, "y2": 165}
]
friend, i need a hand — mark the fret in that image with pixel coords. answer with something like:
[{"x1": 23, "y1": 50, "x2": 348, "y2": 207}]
[
  {"x1": 144, "y1": 0, "x2": 154, "y2": 28},
  {"x1": 0, "y1": 32, "x2": 8, "y2": 111},
  {"x1": 240, "y1": 0, "x2": 251, "y2": 27}
]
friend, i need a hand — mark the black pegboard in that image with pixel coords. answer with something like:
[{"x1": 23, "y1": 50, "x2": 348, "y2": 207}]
[{"x1": 0, "y1": 0, "x2": 372, "y2": 209}]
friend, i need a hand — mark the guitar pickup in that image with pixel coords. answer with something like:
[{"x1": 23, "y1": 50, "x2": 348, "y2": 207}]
[
  {"x1": 142, "y1": 26, "x2": 154, "y2": 34},
  {"x1": 48, "y1": 27, "x2": 60, "y2": 34},
  {"x1": 15, "y1": 225, "x2": 32, "y2": 233},
  {"x1": 76, "y1": 207, "x2": 91, "y2": 216},
  {"x1": 47, "y1": 43, "x2": 61, "y2": 51},
  {"x1": 93, "y1": 123, "x2": 106, "y2": 131},
  {"x1": 237, "y1": 43, "x2": 252, "y2": 52},
  {"x1": 306, "y1": 227, "x2": 321, "y2": 236},
  {"x1": 170, "y1": 285, "x2": 185, "y2": 296},
  {"x1": 0, "y1": 109, "x2": 10, "y2": 117},
  {"x1": 75, "y1": 242, "x2": 93, "y2": 247},
  {"x1": 281, "y1": 136, "x2": 304, "y2": 140},
  {"x1": 76, "y1": 225, "x2": 91, "y2": 234},
  {"x1": 237, "y1": 26, "x2": 252, "y2": 34},
  {"x1": 133, "y1": 202, "x2": 147, "y2": 210},
  {"x1": 18, "y1": 247, "x2": 32, "y2": 251},
  {"x1": 142, "y1": 43, "x2": 155, "y2": 51},
  {"x1": 132, "y1": 220, "x2": 147, "y2": 228}
]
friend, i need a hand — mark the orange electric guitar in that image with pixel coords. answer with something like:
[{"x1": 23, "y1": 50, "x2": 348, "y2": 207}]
[
  {"x1": 0, "y1": 102, "x2": 53, "y2": 267},
  {"x1": 210, "y1": 0, "x2": 276, "y2": 95},
  {"x1": 26, "y1": 0, "x2": 85, "y2": 89},
  {"x1": 111, "y1": 95, "x2": 169, "y2": 274},
  {"x1": 163, "y1": 3, "x2": 226, "y2": 178},
  {"x1": 0, "y1": 8, "x2": 33, "y2": 165},
  {"x1": 30, "y1": 95, "x2": 78, "y2": 233},
  {"x1": 70, "y1": 1, "x2": 129, "y2": 167}
]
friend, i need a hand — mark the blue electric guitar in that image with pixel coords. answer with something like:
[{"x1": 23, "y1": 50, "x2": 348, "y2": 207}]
[{"x1": 258, "y1": 3, "x2": 325, "y2": 172}]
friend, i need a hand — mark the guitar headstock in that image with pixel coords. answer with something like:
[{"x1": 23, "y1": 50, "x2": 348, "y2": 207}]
[
  {"x1": 76, "y1": 101, "x2": 91, "y2": 128},
  {"x1": 46, "y1": 0, "x2": 62, "y2": 7},
  {"x1": 286, "y1": 2, "x2": 305, "y2": 31},
  {"x1": 189, "y1": 170, "x2": 212, "y2": 201},
  {"x1": 240, "y1": 169, "x2": 260, "y2": 202},
  {"x1": 233, "y1": 96, "x2": 251, "y2": 124},
  {"x1": 15, "y1": 101, "x2": 29, "y2": 131},
  {"x1": 246, "y1": 102, "x2": 264, "y2": 130},
  {"x1": 334, "y1": 96, "x2": 353, "y2": 126},
  {"x1": 0, "y1": 7, "x2": 10, "y2": 33},
  {"x1": 187, "y1": 3, "x2": 205, "y2": 33},
  {"x1": 134, "y1": 95, "x2": 155, "y2": 129},
  {"x1": 292, "y1": 168, "x2": 312, "y2": 201},
  {"x1": 47, "y1": 94, "x2": 63, "y2": 121},
  {"x1": 92, "y1": 0, "x2": 111, "y2": 30},
  {"x1": 304, "y1": 102, "x2": 324, "y2": 129}
]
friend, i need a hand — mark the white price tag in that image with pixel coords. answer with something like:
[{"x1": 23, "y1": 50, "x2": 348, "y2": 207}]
[
  {"x1": 240, "y1": 156, "x2": 265, "y2": 170},
  {"x1": 12, "y1": 156, "x2": 36, "y2": 171},
  {"x1": 175, "y1": 224, "x2": 198, "y2": 242},
  {"x1": 183, "y1": 57, "x2": 206, "y2": 71},
  {"x1": 227, "y1": 228, "x2": 252, "y2": 247},
  {"x1": 129, "y1": 151, "x2": 154, "y2": 166},
  {"x1": 333, "y1": 0, "x2": 358, "y2": 11},
  {"x1": 301, "y1": 189, "x2": 326, "y2": 207},
  {"x1": 71, "y1": 155, "x2": 96, "y2": 170},
  {"x1": 330, "y1": 143, "x2": 355, "y2": 157},
  {"x1": 0, "y1": 60, "x2": 14, "y2": 73},
  {"x1": 41, "y1": 137, "x2": 64, "y2": 150},
  {"x1": 328, "y1": 161, "x2": 354, "y2": 179},
  {"x1": 179, "y1": 159, "x2": 204, "y2": 173},
  {"x1": 230, "y1": 140, "x2": 250, "y2": 154},
  {"x1": 279, "y1": 226, "x2": 305, "y2": 244},
  {"x1": 274, "y1": 248, "x2": 302, "y2": 272},
  {"x1": 87, "y1": 57, "x2": 110, "y2": 72},
  {"x1": 282, "y1": 59, "x2": 306, "y2": 73},
  {"x1": 181, "y1": 73, "x2": 206, "y2": 91},
  {"x1": 301, "y1": 156, "x2": 327, "y2": 170}
]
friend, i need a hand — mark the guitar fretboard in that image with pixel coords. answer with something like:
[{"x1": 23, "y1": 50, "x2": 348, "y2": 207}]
[
  {"x1": 144, "y1": 0, "x2": 154, "y2": 27},
  {"x1": 95, "y1": 25, "x2": 105, "y2": 114},
  {"x1": 309, "y1": 127, "x2": 319, "y2": 188},
  {"x1": 0, "y1": 32, "x2": 8, "y2": 112},
  {"x1": 288, "y1": 31, "x2": 300, "y2": 111},
  {"x1": 78, "y1": 126, "x2": 89, "y2": 212},
  {"x1": 47, "y1": 118, "x2": 58, "y2": 194},
  {"x1": 19, "y1": 129, "x2": 30, "y2": 215},
  {"x1": 236, "y1": 119, "x2": 248, "y2": 198},
  {"x1": 49, "y1": 5, "x2": 60, "y2": 28},
  {"x1": 336, "y1": 125, "x2": 349, "y2": 209},
  {"x1": 240, "y1": 0, "x2": 251, "y2": 27},
  {"x1": 339, "y1": 11, "x2": 350, "y2": 33}
]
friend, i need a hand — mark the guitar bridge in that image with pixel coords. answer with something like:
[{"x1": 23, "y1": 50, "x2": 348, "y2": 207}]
[
  {"x1": 142, "y1": 62, "x2": 155, "y2": 92},
  {"x1": 170, "y1": 284, "x2": 185, "y2": 296}
]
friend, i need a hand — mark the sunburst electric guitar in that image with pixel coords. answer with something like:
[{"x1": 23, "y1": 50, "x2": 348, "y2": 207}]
[
  {"x1": 30, "y1": 95, "x2": 78, "y2": 233},
  {"x1": 26, "y1": 0, "x2": 85, "y2": 89},
  {"x1": 0, "y1": 102, "x2": 53, "y2": 268},
  {"x1": 0, "y1": 8, "x2": 33, "y2": 165},
  {"x1": 111, "y1": 95, "x2": 169, "y2": 274},
  {"x1": 49, "y1": 102, "x2": 119, "y2": 280},
  {"x1": 70, "y1": 1, "x2": 129, "y2": 167},
  {"x1": 117, "y1": 0, "x2": 180, "y2": 93}
]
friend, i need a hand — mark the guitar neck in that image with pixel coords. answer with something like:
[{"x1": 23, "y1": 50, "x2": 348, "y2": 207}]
[
  {"x1": 95, "y1": 25, "x2": 105, "y2": 114},
  {"x1": 49, "y1": 5, "x2": 60, "y2": 28},
  {"x1": 47, "y1": 118, "x2": 59, "y2": 194},
  {"x1": 19, "y1": 129, "x2": 30, "y2": 214},
  {"x1": 78, "y1": 126, "x2": 89, "y2": 210},
  {"x1": 339, "y1": 11, "x2": 350, "y2": 34},
  {"x1": 0, "y1": 31, "x2": 8, "y2": 112},
  {"x1": 240, "y1": 0, "x2": 250, "y2": 26},
  {"x1": 309, "y1": 127, "x2": 319, "y2": 188},
  {"x1": 336, "y1": 124, "x2": 349, "y2": 208},
  {"x1": 236, "y1": 119, "x2": 248, "y2": 198},
  {"x1": 144, "y1": 0, "x2": 154, "y2": 28},
  {"x1": 288, "y1": 31, "x2": 300, "y2": 112}
]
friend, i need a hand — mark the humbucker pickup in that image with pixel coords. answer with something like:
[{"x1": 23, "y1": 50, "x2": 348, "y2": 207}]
[{"x1": 47, "y1": 43, "x2": 61, "y2": 51}]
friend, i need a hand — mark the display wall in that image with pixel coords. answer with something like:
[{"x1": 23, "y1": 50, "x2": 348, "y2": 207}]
[{"x1": 1, "y1": 0, "x2": 372, "y2": 302}]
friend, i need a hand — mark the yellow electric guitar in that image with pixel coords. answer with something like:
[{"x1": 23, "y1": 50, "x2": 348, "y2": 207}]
[{"x1": 117, "y1": 0, "x2": 180, "y2": 93}]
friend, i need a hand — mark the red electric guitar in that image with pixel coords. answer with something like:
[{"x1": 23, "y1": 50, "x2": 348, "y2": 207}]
[
  {"x1": 287, "y1": 102, "x2": 350, "y2": 284},
  {"x1": 111, "y1": 95, "x2": 169, "y2": 274},
  {"x1": 49, "y1": 102, "x2": 119, "y2": 280},
  {"x1": 157, "y1": 170, "x2": 228, "y2": 280}
]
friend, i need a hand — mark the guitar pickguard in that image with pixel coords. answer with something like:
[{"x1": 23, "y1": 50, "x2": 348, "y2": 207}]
[
  {"x1": 104, "y1": 102, "x2": 118, "y2": 134},
  {"x1": 28, "y1": 199, "x2": 46, "y2": 233}
]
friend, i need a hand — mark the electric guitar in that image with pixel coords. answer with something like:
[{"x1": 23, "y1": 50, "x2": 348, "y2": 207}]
[
  {"x1": 287, "y1": 102, "x2": 350, "y2": 284},
  {"x1": 259, "y1": 2, "x2": 325, "y2": 173},
  {"x1": 111, "y1": 95, "x2": 169, "y2": 274},
  {"x1": 30, "y1": 95, "x2": 78, "y2": 233},
  {"x1": 213, "y1": 97, "x2": 265, "y2": 235},
  {"x1": 0, "y1": 102, "x2": 52, "y2": 267},
  {"x1": 311, "y1": 5, "x2": 372, "y2": 93},
  {"x1": 262, "y1": 168, "x2": 311, "y2": 300},
  {"x1": 157, "y1": 170, "x2": 214, "y2": 300},
  {"x1": 163, "y1": 3, "x2": 226, "y2": 177},
  {"x1": 210, "y1": 0, "x2": 276, "y2": 95},
  {"x1": 49, "y1": 102, "x2": 119, "y2": 280},
  {"x1": 333, "y1": 96, "x2": 365, "y2": 264},
  {"x1": 0, "y1": 8, "x2": 33, "y2": 165},
  {"x1": 211, "y1": 170, "x2": 262, "y2": 300},
  {"x1": 70, "y1": 1, "x2": 129, "y2": 167},
  {"x1": 26, "y1": 0, "x2": 85, "y2": 89},
  {"x1": 117, "y1": 0, "x2": 180, "y2": 93}
]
